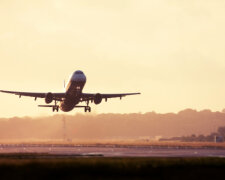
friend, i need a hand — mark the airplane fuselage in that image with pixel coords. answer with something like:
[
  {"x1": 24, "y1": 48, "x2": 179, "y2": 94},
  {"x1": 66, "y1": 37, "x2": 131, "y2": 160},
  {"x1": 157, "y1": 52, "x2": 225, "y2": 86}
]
[
  {"x1": 0, "y1": 70, "x2": 140, "y2": 112},
  {"x1": 59, "y1": 70, "x2": 86, "y2": 112}
]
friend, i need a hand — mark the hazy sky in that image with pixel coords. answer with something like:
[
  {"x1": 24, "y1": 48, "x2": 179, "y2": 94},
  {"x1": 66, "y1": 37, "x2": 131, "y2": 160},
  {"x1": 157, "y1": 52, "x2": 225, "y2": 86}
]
[{"x1": 0, "y1": 0, "x2": 225, "y2": 117}]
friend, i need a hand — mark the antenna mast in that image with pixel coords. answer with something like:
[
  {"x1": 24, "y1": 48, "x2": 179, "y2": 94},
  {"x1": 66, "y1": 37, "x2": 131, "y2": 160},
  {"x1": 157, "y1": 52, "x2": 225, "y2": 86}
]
[{"x1": 62, "y1": 116, "x2": 66, "y2": 141}]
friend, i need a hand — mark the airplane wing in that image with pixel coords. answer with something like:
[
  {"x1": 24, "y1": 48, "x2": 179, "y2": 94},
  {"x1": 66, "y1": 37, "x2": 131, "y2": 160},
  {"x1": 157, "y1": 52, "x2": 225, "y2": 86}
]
[
  {"x1": 81, "y1": 92, "x2": 141, "y2": 101},
  {"x1": 0, "y1": 90, "x2": 66, "y2": 101},
  {"x1": 0, "y1": 90, "x2": 140, "y2": 102}
]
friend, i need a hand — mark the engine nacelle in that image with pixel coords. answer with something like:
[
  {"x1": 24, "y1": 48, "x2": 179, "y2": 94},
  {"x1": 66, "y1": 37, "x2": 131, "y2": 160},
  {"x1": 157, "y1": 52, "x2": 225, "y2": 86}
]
[
  {"x1": 45, "y1": 92, "x2": 53, "y2": 104},
  {"x1": 94, "y1": 93, "x2": 102, "y2": 105}
]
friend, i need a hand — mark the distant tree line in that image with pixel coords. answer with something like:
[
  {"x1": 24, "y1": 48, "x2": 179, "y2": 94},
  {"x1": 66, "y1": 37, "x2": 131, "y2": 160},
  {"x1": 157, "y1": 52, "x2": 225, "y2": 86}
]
[
  {"x1": 0, "y1": 109, "x2": 225, "y2": 140},
  {"x1": 178, "y1": 126, "x2": 225, "y2": 142}
]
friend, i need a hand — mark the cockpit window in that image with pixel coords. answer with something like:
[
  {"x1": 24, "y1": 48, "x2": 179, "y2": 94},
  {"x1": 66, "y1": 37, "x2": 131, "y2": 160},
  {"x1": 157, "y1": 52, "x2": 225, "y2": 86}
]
[{"x1": 75, "y1": 71, "x2": 83, "y2": 74}]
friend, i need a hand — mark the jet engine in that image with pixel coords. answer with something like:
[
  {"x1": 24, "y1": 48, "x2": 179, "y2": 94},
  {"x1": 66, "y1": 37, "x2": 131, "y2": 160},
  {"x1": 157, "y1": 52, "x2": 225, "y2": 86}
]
[
  {"x1": 45, "y1": 92, "x2": 53, "y2": 104},
  {"x1": 94, "y1": 93, "x2": 102, "y2": 104}
]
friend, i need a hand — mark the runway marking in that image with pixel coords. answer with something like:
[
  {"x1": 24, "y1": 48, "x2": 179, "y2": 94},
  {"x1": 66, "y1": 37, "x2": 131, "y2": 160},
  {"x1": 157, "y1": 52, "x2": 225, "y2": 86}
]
[{"x1": 0, "y1": 144, "x2": 225, "y2": 157}]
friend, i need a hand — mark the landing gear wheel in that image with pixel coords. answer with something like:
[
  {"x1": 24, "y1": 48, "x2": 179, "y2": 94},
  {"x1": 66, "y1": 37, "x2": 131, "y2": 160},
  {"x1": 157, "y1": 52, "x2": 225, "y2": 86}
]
[
  {"x1": 84, "y1": 106, "x2": 91, "y2": 112},
  {"x1": 52, "y1": 106, "x2": 59, "y2": 112},
  {"x1": 52, "y1": 100, "x2": 59, "y2": 112}
]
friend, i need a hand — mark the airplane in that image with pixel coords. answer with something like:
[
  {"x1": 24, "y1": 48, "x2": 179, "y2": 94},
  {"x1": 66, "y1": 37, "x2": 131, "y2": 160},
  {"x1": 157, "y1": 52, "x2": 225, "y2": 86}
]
[{"x1": 0, "y1": 70, "x2": 140, "y2": 112}]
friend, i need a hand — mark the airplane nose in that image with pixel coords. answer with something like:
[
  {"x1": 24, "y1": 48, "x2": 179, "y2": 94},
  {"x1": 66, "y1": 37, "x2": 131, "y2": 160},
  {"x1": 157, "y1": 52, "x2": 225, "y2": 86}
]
[{"x1": 73, "y1": 74, "x2": 86, "y2": 82}]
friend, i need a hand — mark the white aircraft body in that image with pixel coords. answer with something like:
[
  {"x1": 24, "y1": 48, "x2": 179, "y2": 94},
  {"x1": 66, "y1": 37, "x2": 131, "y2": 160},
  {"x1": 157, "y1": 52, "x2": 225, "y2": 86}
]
[{"x1": 0, "y1": 70, "x2": 140, "y2": 112}]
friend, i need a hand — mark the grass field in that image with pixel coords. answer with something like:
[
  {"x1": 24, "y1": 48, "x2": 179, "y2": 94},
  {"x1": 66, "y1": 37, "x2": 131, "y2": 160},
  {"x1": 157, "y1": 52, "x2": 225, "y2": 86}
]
[{"x1": 0, "y1": 154, "x2": 225, "y2": 180}]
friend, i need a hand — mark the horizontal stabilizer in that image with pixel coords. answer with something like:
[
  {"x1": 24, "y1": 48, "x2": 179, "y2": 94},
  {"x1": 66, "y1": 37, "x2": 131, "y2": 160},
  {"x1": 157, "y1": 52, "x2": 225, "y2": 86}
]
[
  {"x1": 74, "y1": 105, "x2": 88, "y2": 108},
  {"x1": 38, "y1": 105, "x2": 58, "y2": 108}
]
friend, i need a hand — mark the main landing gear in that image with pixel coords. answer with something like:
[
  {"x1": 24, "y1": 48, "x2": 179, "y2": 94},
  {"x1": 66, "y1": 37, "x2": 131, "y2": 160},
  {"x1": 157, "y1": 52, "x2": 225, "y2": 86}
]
[
  {"x1": 84, "y1": 106, "x2": 91, "y2": 112},
  {"x1": 38, "y1": 100, "x2": 59, "y2": 112},
  {"x1": 84, "y1": 100, "x2": 91, "y2": 112},
  {"x1": 52, "y1": 100, "x2": 59, "y2": 112},
  {"x1": 74, "y1": 105, "x2": 91, "y2": 112},
  {"x1": 52, "y1": 106, "x2": 59, "y2": 112}
]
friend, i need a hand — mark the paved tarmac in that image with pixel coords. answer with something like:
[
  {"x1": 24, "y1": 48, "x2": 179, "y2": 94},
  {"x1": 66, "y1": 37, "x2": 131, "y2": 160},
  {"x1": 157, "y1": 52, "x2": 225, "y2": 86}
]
[{"x1": 0, "y1": 144, "x2": 225, "y2": 157}]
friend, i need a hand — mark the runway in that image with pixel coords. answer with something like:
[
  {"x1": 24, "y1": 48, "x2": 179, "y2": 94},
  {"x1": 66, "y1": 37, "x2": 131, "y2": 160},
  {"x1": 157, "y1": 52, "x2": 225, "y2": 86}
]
[{"x1": 0, "y1": 144, "x2": 225, "y2": 157}]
